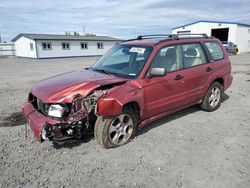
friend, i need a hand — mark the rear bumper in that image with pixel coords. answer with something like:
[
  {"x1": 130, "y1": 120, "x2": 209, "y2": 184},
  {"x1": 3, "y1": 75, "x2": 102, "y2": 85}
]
[{"x1": 22, "y1": 102, "x2": 59, "y2": 142}]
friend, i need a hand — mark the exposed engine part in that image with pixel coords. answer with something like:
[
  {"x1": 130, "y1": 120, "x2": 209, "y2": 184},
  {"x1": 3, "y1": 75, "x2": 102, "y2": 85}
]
[
  {"x1": 70, "y1": 90, "x2": 104, "y2": 124},
  {"x1": 72, "y1": 90, "x2": 104, "y2": 113},
  {"x1": 41, "y1": 122, "x2": 83, "y2": 142},
  {"x1": 66, "y1": 128, "x2": 74, "y2": 135},
  {"x1": 83, "y1": 90, "x2": 105, "y2": 112},
  {"x1": 41, "y1": 113, "x2": 97, "y2": 142}
]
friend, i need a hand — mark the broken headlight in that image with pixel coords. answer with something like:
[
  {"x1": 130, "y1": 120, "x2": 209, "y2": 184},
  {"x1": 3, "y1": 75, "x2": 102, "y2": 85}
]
[{"x1": 48, "y1": 104, "x2": 68, "y2": 118}]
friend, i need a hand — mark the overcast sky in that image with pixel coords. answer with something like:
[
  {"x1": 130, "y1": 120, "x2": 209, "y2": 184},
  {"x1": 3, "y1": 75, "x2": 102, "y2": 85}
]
[{"x1": 0, "y1": 0, "x2": 250, "y2": 42}]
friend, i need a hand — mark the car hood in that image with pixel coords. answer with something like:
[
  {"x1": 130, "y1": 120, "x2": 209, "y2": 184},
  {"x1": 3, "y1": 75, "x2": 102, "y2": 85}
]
[{"x1": 31, "y1": 69, "x2": 128, "y2": 103}]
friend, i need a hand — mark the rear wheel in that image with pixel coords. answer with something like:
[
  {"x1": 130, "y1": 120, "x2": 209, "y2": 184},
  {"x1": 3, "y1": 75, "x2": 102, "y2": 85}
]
[
  {"x1": 94, "y1": 107, "x2": 137, "y2": 148},
  {"x1": 201, "y1": 82, "x2": 223, "y2": 112}
]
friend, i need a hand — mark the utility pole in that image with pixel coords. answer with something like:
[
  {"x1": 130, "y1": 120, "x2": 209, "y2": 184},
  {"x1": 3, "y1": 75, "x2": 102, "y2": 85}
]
[{"x1": 83, "y1": 26, "x2": 86, "y2": 35}]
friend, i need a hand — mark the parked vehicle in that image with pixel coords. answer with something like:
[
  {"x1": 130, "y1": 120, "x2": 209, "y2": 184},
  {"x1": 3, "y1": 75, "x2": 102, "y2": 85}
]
[
  {"x1": 22, "y1": 33, "x2": 233, "y2": 148},
  {"x1": 222, "y1": 41, "x2": 238, "y2": 55}
]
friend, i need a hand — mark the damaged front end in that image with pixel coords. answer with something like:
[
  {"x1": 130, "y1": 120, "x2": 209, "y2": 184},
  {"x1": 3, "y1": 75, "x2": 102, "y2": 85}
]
[{"x1": 23, "y1": 90, "x2": 105, "y2": 143}]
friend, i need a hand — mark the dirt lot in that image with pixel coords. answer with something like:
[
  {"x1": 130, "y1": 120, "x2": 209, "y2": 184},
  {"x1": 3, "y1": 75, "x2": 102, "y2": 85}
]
[{"x1": 0, "y1": 54, "x2": 249, "y2": 188}]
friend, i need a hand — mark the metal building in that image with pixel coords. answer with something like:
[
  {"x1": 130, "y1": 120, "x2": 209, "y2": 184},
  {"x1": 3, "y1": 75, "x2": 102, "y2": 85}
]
[
  {"x1": 172, "y1": 20, "x2": 250, "y2": 53},
  {"x1": 11, "y1": 33, "x2": 122, "y2": 58}
]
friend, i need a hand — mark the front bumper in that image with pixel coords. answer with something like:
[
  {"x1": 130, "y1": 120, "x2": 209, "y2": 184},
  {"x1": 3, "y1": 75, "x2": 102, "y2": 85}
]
[{"x1": 22, "y1": 102, "x2": 60, "y2": 142}]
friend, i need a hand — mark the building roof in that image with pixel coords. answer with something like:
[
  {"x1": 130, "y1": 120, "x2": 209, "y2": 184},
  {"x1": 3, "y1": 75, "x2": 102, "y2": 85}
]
[
  {"x1": 172, "y1": 20, "x2": 250, "y2": 30},
  {"x1": 11, "y1": 33, "x2": 122, "y2": 42}
]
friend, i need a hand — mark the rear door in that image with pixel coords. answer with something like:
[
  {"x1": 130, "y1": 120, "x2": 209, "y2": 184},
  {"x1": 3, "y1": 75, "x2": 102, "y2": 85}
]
[
  {"x1": 204, "y1": 41, "x2": 231, "y2": 88},
  {"x1": 179, "y1": 43, "x2": 210, "y2": 104}
]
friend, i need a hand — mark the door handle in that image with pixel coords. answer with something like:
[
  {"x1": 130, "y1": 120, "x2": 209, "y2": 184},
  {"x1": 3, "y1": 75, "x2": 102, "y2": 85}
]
[
  {"x1": 206, "y1": 67, "x2": 213, "y2": 72},
  {"x1": 174, "y1": 75, "x2": 184, "y2": 80}
]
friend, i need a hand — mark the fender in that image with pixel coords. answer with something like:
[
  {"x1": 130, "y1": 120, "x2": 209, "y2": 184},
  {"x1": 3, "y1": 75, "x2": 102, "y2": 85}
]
[
  {"x1": 96, "y1": 81, "x2": 144, "y2": 117},
  {"x1": 96, "y1": 98, "x2": 123, "y2": 116}
]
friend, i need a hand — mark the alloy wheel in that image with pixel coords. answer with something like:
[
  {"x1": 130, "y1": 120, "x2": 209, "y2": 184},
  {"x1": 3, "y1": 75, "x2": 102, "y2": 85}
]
[
  {"x1": 208, "y1": 87, "x2": 221, "y2": 108},
  {"x1": 108, "y1": 114, "x2": 134, "y2": 145}
]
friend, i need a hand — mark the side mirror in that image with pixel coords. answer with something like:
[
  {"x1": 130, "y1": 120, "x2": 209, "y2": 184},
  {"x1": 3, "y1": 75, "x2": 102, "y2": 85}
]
[{"x1": 149, "y1": 68, "x2": 166, "y2": 77}]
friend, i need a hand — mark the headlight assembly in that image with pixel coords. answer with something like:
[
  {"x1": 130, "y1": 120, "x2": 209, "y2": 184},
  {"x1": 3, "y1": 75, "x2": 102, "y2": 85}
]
[{"x1": 48, "y1": 104, "x2": 66, "y2": 118}]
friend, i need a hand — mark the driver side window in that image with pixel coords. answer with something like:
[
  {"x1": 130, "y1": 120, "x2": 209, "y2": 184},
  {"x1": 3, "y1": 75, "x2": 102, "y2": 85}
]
[{"x1": 150, "y1": 45, "x2": 183, "y2": 72}]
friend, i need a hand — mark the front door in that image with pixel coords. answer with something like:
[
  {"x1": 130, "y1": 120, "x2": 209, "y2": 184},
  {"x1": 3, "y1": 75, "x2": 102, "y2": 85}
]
[{"x1": 140, "y1": 45, "x2": 186, "y2": 119}]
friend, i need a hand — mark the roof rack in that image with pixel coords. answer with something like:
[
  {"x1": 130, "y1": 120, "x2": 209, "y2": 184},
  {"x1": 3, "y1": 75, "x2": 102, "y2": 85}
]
[
  {"x1": 136, "y1": 34, "x2": 178, "y2": 40},
  {"x1": 174, "y1": 33, "x2": 209, "y2": 38},
  {"x1": 123, "y1": 33, "x2": 209, "y2": 43},
  {"x1": 137, "y1": 33, "x2": 209, "y2": 40}
]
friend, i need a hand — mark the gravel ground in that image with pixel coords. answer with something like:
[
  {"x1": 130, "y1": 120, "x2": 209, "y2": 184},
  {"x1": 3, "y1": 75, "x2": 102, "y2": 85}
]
[{"x1": 0, "y1": 54, "x2": 249, "y2": 188}]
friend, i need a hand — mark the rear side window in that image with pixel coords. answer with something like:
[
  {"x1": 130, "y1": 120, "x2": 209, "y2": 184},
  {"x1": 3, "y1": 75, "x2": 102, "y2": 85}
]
[
  {"x1": 181, "y1": 43, "x2": 207, "y2": 68},
  {"x1": 205, "y1": 42, "x2": 224, "y2": 60}
]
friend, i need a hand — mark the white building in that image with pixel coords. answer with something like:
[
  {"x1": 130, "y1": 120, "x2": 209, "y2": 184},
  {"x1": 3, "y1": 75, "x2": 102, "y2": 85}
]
[
  {"x1": 0, "y1": 43, "x2": 15, "y2": 56},
  {"x1": 12, "y1": 33, "x2": 122, "y2": 58},
  {"x1": 172, "y1": 20, "x2": 250, "y2": 53}
]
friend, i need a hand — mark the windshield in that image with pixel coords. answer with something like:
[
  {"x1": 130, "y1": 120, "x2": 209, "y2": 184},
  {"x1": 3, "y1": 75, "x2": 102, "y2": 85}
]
[{"x1": 91, "y1": 44, "x2": 153, "y2": 79}]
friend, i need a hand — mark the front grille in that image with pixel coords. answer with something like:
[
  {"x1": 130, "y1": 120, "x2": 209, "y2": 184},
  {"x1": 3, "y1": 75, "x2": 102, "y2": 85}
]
[{"x1": 29, "y1": 93, "x2": 48, "y2": 115}]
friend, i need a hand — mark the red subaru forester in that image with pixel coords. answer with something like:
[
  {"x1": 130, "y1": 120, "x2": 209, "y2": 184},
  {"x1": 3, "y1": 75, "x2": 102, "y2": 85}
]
[{"x1": 22, "y1": 34, "x2": 233, "y2": 148}]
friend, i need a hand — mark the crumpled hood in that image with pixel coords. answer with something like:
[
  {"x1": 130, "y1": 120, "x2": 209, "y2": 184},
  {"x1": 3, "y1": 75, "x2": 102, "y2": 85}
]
[{"x1": 31, "y1": 69, "x2": 127, "y2": 103}]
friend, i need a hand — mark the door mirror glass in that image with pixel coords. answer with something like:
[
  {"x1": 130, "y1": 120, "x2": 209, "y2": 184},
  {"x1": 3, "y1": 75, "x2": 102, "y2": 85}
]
[{"x1": 149, "y1": 68, "x2": 166, "y2": 77}]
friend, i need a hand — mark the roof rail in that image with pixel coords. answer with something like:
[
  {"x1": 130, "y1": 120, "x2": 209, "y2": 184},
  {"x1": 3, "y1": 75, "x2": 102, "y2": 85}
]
[
  {"x1": 136, "y1": 33, "x2": 209, "y2": 40},
  {"x1": 123, "y1": 33, "x2": 209, "y2": 43},
  {"x1": 174, "y1": 33, "x2": 209, "y2": 38},
  {"x1": 136, "y1": 34, "x2": 178, "y2": 40}
]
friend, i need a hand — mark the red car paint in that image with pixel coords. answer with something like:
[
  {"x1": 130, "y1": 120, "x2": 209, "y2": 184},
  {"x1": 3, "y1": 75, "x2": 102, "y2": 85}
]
[
  {"x1": 22, "y1": 36, "x2": 233, "y2": 142},
  {"x1": 22, "y1": 103, "x2": 60, "y2": 141},
  {"x1": 31, "y1": 69, "x2": 128, "y2": 103}
]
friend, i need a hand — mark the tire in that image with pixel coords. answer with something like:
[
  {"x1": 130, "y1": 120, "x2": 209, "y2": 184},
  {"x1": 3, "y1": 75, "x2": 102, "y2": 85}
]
[
  {"x1": 234, "y1": 49, "x2": 238, "y2": 55},
  {"x1": 94, "y1": 107, "x2": 137, "y2": 148},
  {"x1": 201, "y1": 82, "x2": 223, "y2": 112}
]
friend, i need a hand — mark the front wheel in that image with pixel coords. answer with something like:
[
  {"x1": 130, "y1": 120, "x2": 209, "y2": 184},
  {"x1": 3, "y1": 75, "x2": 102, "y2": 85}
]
[
  {"x1": 94, "y1": 108, "x2": 137, "y2": 148},
  {"x1": 201, "y1": 82, "x2": 223, "y2": 112}
]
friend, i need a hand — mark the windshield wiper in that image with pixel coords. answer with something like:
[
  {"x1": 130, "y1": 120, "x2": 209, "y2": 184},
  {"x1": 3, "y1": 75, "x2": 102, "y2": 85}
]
[{"x1": 91, "y1": 68, "x2": 112, "y2": 75}]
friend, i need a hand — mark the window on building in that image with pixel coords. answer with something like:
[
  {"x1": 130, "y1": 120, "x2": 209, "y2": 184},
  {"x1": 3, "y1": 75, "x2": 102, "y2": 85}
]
[
  {"x1": 30, "y1": 42, "x2": 34, "y2": 51},
  {"x1": 97, "y1": 42, "x2": 104, "y2": 49},
  {"x1": 42, "y1": 42, "x2": 52, "y2": 50},
  {"x1": 81, "y1": 42, "x2": 88, "y2": 49},
  {"x1": 177, "y1": 30, "x2": 191, "y2": 34},
  {"x1": 248, "y1": 40, "x2": 250, "y2": 48},
  {"x1": 205, "y1": 42, "x2": 224, "y2": 60},
  {"x1": 62, "y1": 42, "x2": 70, "y2": 50}
]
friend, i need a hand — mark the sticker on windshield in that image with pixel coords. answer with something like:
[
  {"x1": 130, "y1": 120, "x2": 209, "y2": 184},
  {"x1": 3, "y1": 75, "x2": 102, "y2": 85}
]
[
  {"x1": 129, "y1": 47, "x2": 145, "y2": 54},
  {"x1": 129, "y1": 73, "x2": 136, "y2": 76}
]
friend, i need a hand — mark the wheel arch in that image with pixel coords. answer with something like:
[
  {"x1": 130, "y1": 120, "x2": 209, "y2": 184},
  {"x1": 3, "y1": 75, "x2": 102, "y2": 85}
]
[
  {"x1": 122, "y1": 101, "x2": 141, "y2": 119},
  {"x1": 203, "y1": 77, "x2": 224, "y2": 101},
  {"x1": 213, "y1": 77, "x2": 224, "y2": 88}
]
